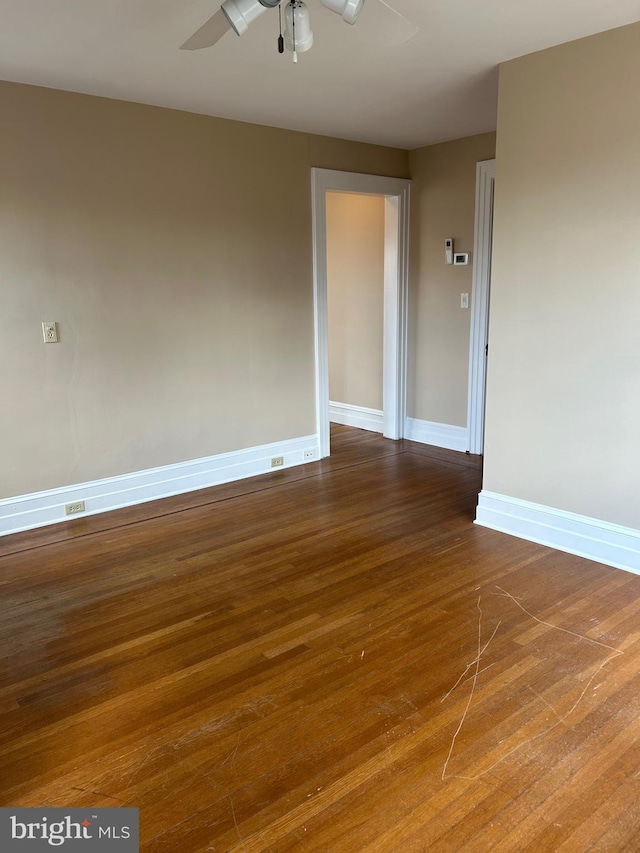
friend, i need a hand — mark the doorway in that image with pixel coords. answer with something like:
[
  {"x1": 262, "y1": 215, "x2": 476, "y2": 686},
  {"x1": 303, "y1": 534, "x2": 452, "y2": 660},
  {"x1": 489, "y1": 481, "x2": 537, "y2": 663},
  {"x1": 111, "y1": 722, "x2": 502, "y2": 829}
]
[
  {"x1": 311, "y1": 168, "x2": 411, "y2": 458},
  {"x1": 326, "y1": 191, "x2": 385, "y2": 434}
]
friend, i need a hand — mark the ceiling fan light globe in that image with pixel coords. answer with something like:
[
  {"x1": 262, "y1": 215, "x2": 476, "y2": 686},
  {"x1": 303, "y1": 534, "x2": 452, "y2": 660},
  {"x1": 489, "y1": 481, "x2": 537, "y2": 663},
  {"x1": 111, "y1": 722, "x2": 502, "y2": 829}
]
[
  {"x1": 284, "y1": 1, "x2": 314, "y2": 53},
  {"x1": 318, "y1": 0, "x2": 364, "y2": 25},
  {"x1": 221, "y1": 0, "x2": 269, "y2": 36}
]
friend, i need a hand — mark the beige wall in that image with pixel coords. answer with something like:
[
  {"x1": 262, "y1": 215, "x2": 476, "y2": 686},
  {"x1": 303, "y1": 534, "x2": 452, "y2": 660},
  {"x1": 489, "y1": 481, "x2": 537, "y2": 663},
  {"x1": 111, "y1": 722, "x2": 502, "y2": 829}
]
[
  {"x1": 483, "y1": 23, "x2": 640, "y2": 529},
  {"x1": 408, "y1": 133, "x2": 496, "y2": 426},
  {"x1": 0, "y1": 81, "x2": 408, "y2": 499},
  {"x1": 307, "y1": 134, "x2": 409, "y2": 178},
  {"x1": 326, "y1": 192, "x2": 385, "y2": 410}
]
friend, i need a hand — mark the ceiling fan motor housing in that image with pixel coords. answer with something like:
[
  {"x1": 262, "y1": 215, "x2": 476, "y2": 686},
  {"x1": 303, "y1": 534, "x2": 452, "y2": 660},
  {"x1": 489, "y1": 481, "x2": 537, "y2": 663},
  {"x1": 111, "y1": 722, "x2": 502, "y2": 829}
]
[
  {"x1": 319, "y1": 0, "x2": 365, "y2": 25},
  {"x1": 284, "y1": 1, "x2": 314, "y2": 52}
]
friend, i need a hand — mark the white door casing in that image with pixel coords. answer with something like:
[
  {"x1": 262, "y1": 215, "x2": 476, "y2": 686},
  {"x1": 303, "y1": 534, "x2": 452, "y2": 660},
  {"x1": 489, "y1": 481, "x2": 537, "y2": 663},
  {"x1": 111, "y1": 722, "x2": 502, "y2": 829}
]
[
  {"x1": 311, "y1": 168, "x2": 411, "y2": 458},
  {"x1": 467, "y1": 159, "x2": 495, "y2": 455},
  {"x1": 312, "y1": 169, "x2": 411, "y2": 455}
]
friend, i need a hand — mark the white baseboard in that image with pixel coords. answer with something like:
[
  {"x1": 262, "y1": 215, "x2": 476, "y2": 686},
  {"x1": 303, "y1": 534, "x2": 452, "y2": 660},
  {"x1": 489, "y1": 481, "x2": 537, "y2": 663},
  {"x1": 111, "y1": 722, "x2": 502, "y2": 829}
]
[
  {"x1": 476, "y1": 490, "x2": 640, "y2": 576},
  {"x1": 329, "y1": 401, "x2": 383, "y2": 433},
  {"x1": 0, "y1": 435, "x2": 320, "y2": 537},
  {"x1": 404, "y1": 417, "x2": 468, "y2": 452}
]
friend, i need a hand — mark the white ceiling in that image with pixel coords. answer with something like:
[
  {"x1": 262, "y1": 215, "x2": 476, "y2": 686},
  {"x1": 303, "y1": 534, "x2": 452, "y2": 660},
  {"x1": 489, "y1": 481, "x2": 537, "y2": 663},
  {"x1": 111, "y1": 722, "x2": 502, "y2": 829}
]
[{"x1": 1, "y1": 1, "x2": 638, "y2": 149}]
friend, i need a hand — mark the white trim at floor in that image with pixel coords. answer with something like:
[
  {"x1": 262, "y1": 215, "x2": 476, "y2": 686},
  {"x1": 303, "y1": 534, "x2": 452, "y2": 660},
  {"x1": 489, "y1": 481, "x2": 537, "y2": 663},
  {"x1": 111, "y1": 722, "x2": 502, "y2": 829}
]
[
  {"x1": 0, "y1": 434, "x2": 320, "y2": 537},
  {"x1": 329, "y1": 402, "x2": 383, "y2": 433},
  {"x1": 476, "y1": 490, "x2": 640, "y2": 576},
  {"x1": 404, "y1": 417, "x2": 468, "y2": 453}
]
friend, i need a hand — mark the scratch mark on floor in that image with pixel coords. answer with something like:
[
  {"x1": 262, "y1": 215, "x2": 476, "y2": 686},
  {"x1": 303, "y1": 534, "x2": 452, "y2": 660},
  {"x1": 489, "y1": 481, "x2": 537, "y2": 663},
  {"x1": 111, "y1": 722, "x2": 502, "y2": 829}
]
[
  {"x1": 172, "y1": 740, "x2": 253, "y2": 852},
  {"x1": 124, "y1": 742, "x2": 170, "y2": 789},
  {"x1": 527, "y1": 686, "x2": 563, "y2": 722},
  {"x1": 441, "y1": 586, "x2": 624, "y2": 782},
  {"x1": 442, "y1": 596, "x2": 500, "y2": 780},
  {"x1": 441, "y1": 639, "x2": 500, "y2": 704},
  {"x1": 452, "y1": 649, "x2": 623, "y2": 781},
  {"x1": 457, "y1": 661, "x2": 497, "y2": 689},
  {"x1": 441, "y1": 597, "x2": 501, "y2": 707},
  {"x1": 219, "y1": 733, "x2": 242, "y2": 771},
  {"x1": 493, "y1": 585, "x2": 622, "y2": 653},
  {"x1": 229, "y1": 792, "x2": 247, "y2": 853}
]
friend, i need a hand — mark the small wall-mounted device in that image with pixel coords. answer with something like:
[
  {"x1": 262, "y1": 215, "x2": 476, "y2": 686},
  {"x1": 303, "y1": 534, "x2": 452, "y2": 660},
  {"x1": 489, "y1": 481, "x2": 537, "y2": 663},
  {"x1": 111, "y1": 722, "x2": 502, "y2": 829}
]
[
  {"x1": 453, "y1": 252, "x2": 470, "y2": 266},
  {"x1": 42, "y1": 321, "x2": 58, "y2": 343},
  {"x1": 445, "y1": 238, "x2": 454, "y2": 265}
]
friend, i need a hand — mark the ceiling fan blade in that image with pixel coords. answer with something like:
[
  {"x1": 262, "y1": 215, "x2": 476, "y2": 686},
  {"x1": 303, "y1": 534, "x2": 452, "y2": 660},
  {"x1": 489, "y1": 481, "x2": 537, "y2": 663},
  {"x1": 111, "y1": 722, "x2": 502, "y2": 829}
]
[
  {"x1": 180, "y1": 8, "x2": 231, "y2": 50},
  {"x1": 367, "y1": 0, "x2": 419, "y2": 45}
]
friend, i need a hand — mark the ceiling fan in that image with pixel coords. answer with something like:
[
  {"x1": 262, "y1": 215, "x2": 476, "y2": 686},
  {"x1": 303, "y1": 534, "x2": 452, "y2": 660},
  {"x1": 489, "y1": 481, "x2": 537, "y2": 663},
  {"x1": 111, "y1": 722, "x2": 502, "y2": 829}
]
[{"x1": 180, "y1": 0, "x2": 417, "y2": 61}]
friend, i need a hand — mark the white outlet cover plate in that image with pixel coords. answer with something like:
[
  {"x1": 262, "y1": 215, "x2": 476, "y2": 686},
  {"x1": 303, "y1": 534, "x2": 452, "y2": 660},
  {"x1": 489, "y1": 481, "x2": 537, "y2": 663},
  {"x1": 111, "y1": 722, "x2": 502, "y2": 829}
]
[{"x1": 42, "y1": 321, "x2": 58, "y2": 342}]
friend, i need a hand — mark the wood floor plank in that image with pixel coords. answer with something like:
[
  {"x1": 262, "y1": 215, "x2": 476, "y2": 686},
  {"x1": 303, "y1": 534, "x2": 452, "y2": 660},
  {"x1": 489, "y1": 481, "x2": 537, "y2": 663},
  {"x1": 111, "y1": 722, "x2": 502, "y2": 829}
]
[{"x1": 1, "y1": 425, "x2": 639, "y2": 851}]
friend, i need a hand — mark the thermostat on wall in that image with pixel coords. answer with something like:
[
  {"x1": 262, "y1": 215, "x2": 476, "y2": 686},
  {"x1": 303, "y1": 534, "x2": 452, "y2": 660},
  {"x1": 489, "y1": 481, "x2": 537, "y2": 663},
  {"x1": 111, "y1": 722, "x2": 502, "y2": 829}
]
[{"x1": 453, "y1": 252, "x2": 470, "y2": 266}]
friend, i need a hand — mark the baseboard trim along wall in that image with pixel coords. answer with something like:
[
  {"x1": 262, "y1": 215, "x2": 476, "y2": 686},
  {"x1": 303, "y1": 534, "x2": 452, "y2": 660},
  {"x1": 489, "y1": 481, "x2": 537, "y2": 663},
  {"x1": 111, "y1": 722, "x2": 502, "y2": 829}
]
[
  {"x1": 476, "y1": 490, "x2": 640, "y2": 576},
  {"x1": 404, "y1": 417, "x2": 468, "y2": 453},
  {"x1": 329, "y1": 401, "x2": 383, "y2": 433},
  {"x1": 0, "y1": 434, "x2": 320, "y2": 537}
]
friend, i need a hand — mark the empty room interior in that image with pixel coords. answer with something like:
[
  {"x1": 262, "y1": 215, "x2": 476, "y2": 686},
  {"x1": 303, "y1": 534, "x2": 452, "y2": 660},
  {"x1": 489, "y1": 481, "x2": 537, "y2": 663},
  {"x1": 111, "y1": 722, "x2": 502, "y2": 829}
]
[{"x1": 1, "y1": 3, "x2": 639, "y2": 851}]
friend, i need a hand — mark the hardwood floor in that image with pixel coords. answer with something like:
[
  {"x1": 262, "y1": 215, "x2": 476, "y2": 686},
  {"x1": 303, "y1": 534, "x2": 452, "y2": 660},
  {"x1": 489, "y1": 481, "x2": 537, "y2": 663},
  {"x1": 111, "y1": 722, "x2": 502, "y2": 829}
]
[{"x1": 1, "y1": 425, "x2": 639, "y2": 851}]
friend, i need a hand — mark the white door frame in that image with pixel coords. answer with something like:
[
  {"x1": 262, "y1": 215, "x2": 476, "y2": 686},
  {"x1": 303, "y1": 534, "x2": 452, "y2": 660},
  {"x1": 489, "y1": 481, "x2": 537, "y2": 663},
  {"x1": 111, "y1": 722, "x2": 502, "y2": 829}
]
[
  {"x1": 467, "y1": 159, "x2": 496, "y2": 454},
  {"x1": 311, "y1": 168, "x2": 411, "y2": 458}
]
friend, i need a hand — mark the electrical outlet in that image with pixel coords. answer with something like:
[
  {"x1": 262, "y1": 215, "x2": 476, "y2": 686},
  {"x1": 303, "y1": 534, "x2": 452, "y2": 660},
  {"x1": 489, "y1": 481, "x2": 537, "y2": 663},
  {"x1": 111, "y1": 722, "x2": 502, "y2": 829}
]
[
  {"x1": 65, "y1": 501, "x2": 86, "y2": 516},
  {"x1": 42, "y1": 321, "x2": 58, "y2": 343},
  {"x1": 271, "y1": 456, "x2": 284, "y2": 468},
  {"x1": 304, "y1": 450, "x2": 316, "y2": 460},
  {"x1": 461, "y1": 293, "x2": 469, "y2": 309}
]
